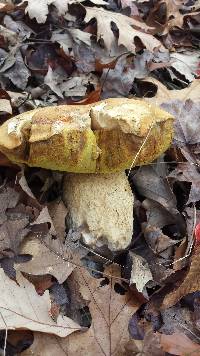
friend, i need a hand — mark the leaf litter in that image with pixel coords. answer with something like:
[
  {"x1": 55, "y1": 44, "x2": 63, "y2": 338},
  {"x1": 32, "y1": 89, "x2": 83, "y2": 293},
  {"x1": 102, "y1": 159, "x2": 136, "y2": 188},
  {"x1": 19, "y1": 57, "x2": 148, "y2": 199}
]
[{"x1": 0, "y1": 0, "x2": 200, "y2": 354}]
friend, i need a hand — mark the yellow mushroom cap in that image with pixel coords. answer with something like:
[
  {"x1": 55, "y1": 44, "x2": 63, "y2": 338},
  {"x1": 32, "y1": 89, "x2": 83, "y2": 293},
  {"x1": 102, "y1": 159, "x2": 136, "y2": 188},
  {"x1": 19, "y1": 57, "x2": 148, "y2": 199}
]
[{"x1": 0, "y1": 98, "x2": 174, "y2": 173}]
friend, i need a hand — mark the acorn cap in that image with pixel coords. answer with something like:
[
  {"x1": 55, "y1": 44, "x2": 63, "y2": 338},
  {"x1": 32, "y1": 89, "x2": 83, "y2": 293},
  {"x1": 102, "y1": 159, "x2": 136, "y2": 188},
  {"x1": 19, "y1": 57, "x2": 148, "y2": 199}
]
[{"x1": 0, "y1": 98, "x2": 174, "y2": 173}]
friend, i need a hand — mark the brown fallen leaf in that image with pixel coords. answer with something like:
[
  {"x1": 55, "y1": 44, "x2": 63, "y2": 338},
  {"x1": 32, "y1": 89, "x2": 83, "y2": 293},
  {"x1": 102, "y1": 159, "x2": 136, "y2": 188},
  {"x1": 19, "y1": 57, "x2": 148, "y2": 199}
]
[
  {"x1": 84, "y1": 7, "x2": 165, "y2": 53},
  {"x1": 26, "y1": 265, "x2": 139, "y2": 356},
  {"x1": 23, "y1": 329, "x2": 165, "y2": 356},
  {"x1": 21, "y1": 333, "x2": 68, "y2": 356},
  {"x1": 17, "y1": 235, "x2": 74, "y2": 284},
  {"x1": 159, "y1": 331, "x2": 200, "y2": 355},
  {"x1": 149, "y1": 0, "x2": 185, "y2": 34},
  {"x1": 63, "y1": 266, "x2": 140, "y2": 355},
  {"x1": 163, "y1": 245, "x2": 200, "y2": 308},
  {"x1": 25, "y1": 0, "x2": 107, "y2": 23},
  {"x1": 0, "y1": 268, "x2": 80, "y2": 336}
]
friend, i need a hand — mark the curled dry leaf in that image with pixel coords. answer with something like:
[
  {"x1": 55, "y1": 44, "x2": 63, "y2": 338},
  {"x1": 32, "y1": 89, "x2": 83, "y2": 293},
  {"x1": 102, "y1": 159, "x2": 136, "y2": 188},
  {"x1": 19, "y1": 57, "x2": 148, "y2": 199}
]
[{"x1": 0, "y1": 268, "x2": 80, "y2": 336}]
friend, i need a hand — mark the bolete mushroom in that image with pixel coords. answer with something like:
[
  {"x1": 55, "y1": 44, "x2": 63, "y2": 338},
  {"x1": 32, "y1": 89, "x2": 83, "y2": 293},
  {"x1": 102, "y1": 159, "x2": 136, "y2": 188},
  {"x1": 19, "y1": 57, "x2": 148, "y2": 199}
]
[{"x1": 0, "y1": 98, "x2": 173, "y2": 250}]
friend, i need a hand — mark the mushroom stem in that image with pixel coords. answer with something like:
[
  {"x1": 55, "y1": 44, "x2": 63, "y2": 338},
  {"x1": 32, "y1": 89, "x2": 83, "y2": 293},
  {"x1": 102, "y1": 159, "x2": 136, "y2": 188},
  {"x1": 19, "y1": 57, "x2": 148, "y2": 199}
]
[{"x1": 63, "y1": 172, "x2": 134, "y2": 251}]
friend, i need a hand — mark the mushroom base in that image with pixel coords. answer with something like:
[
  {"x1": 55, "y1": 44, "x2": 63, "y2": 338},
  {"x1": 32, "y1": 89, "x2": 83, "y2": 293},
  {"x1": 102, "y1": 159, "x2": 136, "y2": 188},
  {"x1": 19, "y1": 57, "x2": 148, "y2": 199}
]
[{"x1": 62, "y1": 172, "x2": 134, "y2": 251}]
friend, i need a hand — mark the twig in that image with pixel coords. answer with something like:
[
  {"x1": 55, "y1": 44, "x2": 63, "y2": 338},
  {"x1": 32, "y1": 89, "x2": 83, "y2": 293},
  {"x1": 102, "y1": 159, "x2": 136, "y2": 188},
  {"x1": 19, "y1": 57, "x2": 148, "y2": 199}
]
[{"x1": 127, "y1": 121, "x2": 155, "y2": 178}]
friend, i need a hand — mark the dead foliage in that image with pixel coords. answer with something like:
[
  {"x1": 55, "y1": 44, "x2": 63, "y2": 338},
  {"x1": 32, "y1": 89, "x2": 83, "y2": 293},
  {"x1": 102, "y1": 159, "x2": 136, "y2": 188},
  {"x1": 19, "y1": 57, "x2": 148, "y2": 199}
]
[{"x1": 0, "y1": 0, "x2": 200, "y2": 354}]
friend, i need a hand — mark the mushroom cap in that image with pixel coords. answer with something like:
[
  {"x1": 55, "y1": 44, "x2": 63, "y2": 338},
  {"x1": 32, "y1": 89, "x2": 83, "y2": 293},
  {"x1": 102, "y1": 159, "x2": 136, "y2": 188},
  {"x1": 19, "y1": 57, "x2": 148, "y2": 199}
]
[{"x1": 0, "y1": 98, "x2": 173, "y2": 173}]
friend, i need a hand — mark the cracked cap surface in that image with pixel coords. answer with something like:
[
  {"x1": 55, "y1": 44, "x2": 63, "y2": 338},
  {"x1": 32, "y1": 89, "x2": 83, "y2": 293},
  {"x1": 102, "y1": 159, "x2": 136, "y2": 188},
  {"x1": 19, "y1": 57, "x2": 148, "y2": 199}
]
[{"x1": 0, "y1": 98, "x2": 174, "y2": 173}]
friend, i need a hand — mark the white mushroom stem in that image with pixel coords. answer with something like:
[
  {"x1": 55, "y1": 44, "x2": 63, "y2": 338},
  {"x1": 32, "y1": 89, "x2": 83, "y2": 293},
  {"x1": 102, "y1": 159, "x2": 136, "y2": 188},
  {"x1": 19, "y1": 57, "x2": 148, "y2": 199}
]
[{"x1": 63, "y1": 172, "x2": 134, "y2": 251}]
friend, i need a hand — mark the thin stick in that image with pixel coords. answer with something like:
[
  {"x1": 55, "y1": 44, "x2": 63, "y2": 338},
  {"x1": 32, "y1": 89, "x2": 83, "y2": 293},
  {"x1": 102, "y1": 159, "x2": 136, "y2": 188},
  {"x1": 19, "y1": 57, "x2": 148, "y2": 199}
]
[{"x1": 127, "y1": 121, "x2": 155, "y2": 177}]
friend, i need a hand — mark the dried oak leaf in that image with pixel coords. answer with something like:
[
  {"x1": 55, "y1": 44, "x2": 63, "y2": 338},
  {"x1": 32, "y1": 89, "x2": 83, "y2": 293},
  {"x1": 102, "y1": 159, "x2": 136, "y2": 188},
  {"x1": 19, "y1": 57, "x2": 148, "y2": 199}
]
[
  {"x1": 163, "y1": 245, "x2": 200, "y2": 308},
  {"x1": 147, "y1": 0, "x2": 196, "y2": 34},
  {"x1": 84, "y1": 7, "x2": 166, "y2": 53},
  {"x1": 25, "y1": 0, "x2": 107, "y2": 23},
  {"x1": 24, "y1": 329, "x2": 164, "y2": 356},
  {"x1": 0, "y1": 268, "x2": 80, "y2": 336},
  {"x1": 162, "y1": 0, "x2": 186, "y2": 31},
  {"x1": 16, "y1": 234, "x2": 74, "y2": 284},
  {"x1": 32, "y1": 266, "x2": 139, "y2": 356}
]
